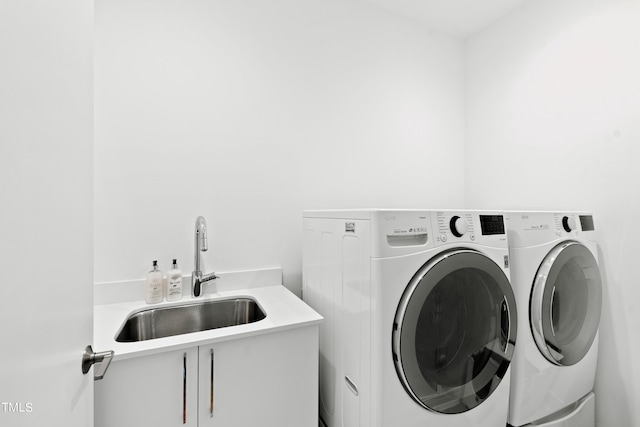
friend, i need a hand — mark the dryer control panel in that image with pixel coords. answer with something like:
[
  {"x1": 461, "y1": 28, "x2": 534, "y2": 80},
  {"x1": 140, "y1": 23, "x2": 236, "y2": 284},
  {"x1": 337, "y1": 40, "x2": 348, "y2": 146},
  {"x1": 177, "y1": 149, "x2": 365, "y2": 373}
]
[
  {"x1": 579, "y1": 215, "x2": 595, "y2": 231},
  {"x1": 505, "y1": 211, "x2": 596, "y2": 248},
  {"x1": 553, "y1": 213, "x2": 595, "y2": 236}
]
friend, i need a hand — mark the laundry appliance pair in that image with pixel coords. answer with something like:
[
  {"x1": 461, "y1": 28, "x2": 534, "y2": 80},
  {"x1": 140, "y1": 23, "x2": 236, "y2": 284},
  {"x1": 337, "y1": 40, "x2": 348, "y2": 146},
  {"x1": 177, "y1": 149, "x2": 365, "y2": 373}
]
[{"x1": 302, "y1": 209, "x2": 602, "y2": 427}]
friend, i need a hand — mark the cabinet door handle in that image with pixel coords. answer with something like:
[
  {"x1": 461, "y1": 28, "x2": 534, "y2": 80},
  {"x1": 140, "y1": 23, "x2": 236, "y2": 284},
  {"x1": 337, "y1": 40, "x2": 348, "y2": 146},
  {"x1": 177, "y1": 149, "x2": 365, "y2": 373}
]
[
  {"x1": 183, "y1": 352, "x2": 187, "y2": 424},
  {"x1": 210, "y1": 349, "x2": 215, "y2": 417}
]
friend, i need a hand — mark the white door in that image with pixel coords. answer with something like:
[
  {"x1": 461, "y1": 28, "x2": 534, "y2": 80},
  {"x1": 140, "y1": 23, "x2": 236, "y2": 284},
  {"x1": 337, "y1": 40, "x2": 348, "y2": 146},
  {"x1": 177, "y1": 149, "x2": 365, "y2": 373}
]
[
  {"x1": 530, "y1": 241, "x2": 602, "y2": 366},
  {"x1": 0, "y1": 0, "x2": 94, "y2": 426},
  {"x1": 198, "y1": 328, "x2": 319, "y2": 427},
  {"x1": 392, "y1": 249, "x2": 517, "y2": 414},
  {"x1": 95, "y1": 348, "x2": 199, "y2": 427}
]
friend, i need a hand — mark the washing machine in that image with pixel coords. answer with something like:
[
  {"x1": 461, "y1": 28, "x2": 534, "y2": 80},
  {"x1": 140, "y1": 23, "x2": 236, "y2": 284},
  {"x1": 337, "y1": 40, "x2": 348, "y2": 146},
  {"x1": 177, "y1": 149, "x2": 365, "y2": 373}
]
[
  {"x1": 505, "y1": 211, "x2": 603, "y2": 427},
  {"x1": 302, "y1": 209, "x2": 517, "y2": 427}
]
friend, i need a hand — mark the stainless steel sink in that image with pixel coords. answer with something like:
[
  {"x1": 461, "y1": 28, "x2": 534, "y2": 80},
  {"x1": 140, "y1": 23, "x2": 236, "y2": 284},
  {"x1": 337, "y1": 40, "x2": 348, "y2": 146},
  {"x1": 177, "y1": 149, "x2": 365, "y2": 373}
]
[{"x1": 115, "y1": 298, "x2": 266, "y2": 342}]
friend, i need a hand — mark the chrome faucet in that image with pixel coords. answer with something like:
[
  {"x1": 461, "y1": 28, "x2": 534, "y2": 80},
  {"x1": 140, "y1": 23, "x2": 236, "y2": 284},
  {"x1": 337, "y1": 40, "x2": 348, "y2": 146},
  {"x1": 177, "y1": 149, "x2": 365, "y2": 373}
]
[{"x1": 192, "y1": 216, "x2": 218, "y2": 297}]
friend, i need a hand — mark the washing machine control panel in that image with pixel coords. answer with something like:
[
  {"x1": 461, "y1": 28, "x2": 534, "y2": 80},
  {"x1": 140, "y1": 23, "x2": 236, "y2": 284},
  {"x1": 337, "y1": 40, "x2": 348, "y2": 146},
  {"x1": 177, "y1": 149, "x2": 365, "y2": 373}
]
[
  {"x1": 436, "y1": 212, "x2": 473, "y2": 242},
  {"x1": 436, "y1": 212, "x2": 475, "y2": 242},
  {"x1": 434, "y1": 211, "x2": 507, "y2": 247},
  {"x1": 370, "y1": 210, "x2": 509, "y2": 255}
]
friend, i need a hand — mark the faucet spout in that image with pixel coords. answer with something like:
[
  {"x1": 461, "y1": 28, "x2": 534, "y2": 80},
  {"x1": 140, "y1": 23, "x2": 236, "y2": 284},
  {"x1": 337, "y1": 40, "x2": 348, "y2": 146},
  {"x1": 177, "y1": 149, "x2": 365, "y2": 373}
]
[{"x1": 192, "y1": 216, "x2": 218, "y2": 297}]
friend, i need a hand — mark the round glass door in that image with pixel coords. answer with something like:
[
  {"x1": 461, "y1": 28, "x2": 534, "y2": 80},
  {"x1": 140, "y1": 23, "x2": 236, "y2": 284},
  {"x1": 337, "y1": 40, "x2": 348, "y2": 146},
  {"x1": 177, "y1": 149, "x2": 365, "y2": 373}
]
[
  {"x1": 530, "y1": 241, "x2": 602, "y2": 366},
  {"x1": 392, "y1": 249, "x2": 517, "y2": 414}
]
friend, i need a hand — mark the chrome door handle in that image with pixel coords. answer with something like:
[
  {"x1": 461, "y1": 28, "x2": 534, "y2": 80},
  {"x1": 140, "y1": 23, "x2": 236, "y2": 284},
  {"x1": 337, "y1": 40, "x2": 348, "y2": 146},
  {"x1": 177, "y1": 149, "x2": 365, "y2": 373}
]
[
  {"x1": 183, "y1": 352, "x2": 187, "y2": 424},
  {"x1": 210, "y1": 349, "x2": 215, "y2": 417},
  {"x1": 81, "y1": 345, "x2": 114, "y2": 380},
  {"x1": 502, "y1": 296, "x2": 511, "y2": 353},
  {"x1": 550, "y1": 286, "x2": 557, "y2": 336}
]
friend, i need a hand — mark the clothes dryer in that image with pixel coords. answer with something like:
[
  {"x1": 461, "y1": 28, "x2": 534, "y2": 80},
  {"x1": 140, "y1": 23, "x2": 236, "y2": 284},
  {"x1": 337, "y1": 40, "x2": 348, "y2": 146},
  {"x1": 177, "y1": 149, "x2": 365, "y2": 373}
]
[
  {"x1": 303, "y1": 209, "x2": 517, "y2": 427},
  {"x1": 505, "y1": 211, "x2": 602, "y2": 427}
]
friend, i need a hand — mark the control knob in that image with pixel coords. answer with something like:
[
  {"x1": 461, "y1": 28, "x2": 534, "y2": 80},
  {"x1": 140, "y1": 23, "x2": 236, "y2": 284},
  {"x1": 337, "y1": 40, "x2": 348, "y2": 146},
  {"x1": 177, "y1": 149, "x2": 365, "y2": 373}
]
[
  {"x1": 562, "y1": 216, "x2": 576, "y2": 232},
  {"x1": 450, "y1": 216, "x2": 468, "y2": 237}
]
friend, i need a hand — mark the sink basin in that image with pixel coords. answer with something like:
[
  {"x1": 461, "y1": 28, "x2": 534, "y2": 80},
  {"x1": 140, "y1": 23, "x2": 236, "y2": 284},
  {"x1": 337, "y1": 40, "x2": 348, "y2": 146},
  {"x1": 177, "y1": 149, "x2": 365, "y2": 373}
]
[{"x1": 116, "y1": 297, "x2": 266, "y2": 342}]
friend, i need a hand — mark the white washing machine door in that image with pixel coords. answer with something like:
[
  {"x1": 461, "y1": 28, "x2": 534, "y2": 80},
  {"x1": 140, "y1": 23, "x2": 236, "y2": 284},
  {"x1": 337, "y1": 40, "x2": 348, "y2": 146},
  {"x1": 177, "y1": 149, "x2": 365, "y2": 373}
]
[
  {"x1": 530, "y1": 241, "x2": 602, "y2": 366},
  {"x1": 392, "y1": 249, "x2": 517, "y2": 414}
]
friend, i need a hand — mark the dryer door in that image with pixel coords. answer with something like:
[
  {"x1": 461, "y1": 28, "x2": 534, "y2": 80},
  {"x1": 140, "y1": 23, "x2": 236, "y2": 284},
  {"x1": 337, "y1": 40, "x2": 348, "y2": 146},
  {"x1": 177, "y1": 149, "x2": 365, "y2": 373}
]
[
  {"x1": 392, "y1": 249, "x2": 517, "y2": 414},
  {"x1": 530, "y1": 241, "x2": 602, "y2": 366}
]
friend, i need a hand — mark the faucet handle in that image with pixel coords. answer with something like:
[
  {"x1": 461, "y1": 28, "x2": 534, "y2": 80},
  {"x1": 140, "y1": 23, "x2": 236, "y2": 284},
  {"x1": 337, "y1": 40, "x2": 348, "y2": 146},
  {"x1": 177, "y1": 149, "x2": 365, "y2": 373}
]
[
  {"x1": 202, "y1": 272, "x2": 218, "y2": 282},
  {"x1": 192, "y1": 271, "x2": 218, "y2": 298}
]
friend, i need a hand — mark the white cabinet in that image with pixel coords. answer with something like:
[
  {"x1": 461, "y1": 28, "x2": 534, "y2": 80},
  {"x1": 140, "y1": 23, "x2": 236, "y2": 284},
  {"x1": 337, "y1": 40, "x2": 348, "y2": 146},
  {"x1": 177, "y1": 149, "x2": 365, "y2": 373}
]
[
  {"x1": 95, "y1": 326, "x2": 318, "y2": 427},
  {"x1": 198, "y1": 326, "x2": 318, "y2": 426},
  {"x1": 95, "y1": 347, "x2": 199, "y2": 427}
]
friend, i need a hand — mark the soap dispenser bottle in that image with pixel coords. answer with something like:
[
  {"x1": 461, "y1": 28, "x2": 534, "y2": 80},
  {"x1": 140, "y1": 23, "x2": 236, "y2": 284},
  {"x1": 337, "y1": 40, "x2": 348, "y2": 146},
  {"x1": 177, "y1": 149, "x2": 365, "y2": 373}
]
[
  {"x1": 166, "y1": 258, "x2": 183, "y2": 302},
  {"x1": 146, "y1": 260, "x2": 163, "y2": 304}
]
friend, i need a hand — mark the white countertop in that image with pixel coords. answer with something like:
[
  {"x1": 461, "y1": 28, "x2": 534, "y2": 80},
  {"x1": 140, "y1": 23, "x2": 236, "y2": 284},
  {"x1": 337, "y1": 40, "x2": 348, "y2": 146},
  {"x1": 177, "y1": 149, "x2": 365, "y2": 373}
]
[{"x1": 94, "y1": 269, "x2": 323, "y2": 361}]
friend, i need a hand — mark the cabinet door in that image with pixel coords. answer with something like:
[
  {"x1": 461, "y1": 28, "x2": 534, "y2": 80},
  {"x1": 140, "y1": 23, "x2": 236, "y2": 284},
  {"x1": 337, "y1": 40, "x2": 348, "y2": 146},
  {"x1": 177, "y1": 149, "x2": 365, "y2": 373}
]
[
  {"x1": 198, "y1": 326, "x2": 318, "y2": 427},
  {"x1": 95, "y1": 347, "x2": 199, "y2": 427}
]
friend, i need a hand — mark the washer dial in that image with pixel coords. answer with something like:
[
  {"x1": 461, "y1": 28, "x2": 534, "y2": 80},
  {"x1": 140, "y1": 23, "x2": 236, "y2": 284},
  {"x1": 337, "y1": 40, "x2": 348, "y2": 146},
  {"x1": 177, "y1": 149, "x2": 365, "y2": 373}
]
[{"x1": 450, "y1": 216, "x2": 468, "y2": 237}]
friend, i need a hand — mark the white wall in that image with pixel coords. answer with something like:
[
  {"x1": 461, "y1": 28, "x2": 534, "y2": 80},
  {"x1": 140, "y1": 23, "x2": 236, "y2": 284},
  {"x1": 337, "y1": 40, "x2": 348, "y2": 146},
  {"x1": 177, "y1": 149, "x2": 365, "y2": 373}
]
[
  {"x1": 0, "y1": 0, "x2": 93, "y2": 425},
  {"x1": 466, "y1": 0, "x2": 640, "y2": 425},
  {"x1": 94, "y1": 0, "x2": 466, "y2": 292}
]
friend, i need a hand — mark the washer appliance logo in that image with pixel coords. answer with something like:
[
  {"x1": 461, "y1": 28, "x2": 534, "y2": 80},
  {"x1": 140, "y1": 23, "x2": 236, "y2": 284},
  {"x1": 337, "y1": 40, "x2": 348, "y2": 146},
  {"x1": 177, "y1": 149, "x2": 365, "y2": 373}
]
[{"x1": 345, "y1": 222, "x2": 356, "y2": 233}]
